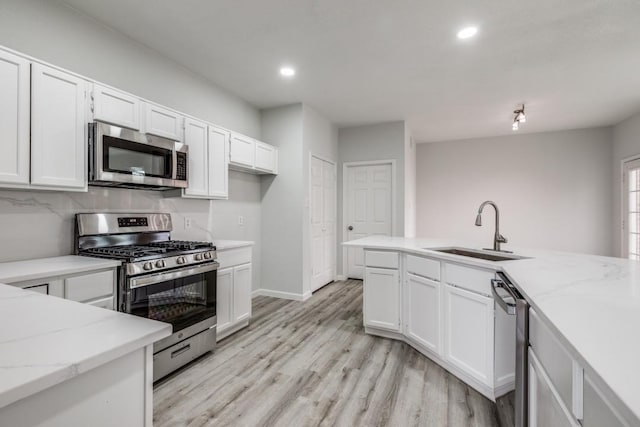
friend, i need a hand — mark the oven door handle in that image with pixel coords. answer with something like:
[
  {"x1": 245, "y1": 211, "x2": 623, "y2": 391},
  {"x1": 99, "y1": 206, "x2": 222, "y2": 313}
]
[{"x1": 129, "y1": 262, "x2": 219, "y2": 289}]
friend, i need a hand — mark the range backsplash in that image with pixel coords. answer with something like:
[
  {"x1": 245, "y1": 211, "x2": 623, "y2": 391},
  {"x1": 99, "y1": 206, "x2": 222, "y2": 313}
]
[{"x1": 0, "y1": 172, "x2": 261, "y2": 263}]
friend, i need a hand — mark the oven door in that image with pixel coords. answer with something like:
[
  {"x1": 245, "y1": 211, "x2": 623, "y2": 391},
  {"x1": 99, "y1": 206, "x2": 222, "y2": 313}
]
[
  {"x1": 92, "y1": 122, "x2": 181, "y2": 188},
  {"x1": 126, "y1": 262, "x2": 218, "y2": 351}
]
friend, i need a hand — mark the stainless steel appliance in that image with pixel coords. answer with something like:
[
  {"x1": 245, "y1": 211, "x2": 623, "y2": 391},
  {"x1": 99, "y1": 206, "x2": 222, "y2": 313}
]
[
  {"x1": 88, "y1": 122, "x2": 188, "y2": 190},
  {"x1": 492, "y1": 272, "x2": 529, "y2": 427},
  {"x1": 75, "y1": 213, "x2": 217, "y2": 381}
]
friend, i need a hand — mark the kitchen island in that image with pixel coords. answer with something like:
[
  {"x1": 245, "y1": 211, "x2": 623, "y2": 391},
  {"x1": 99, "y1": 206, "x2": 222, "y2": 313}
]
[
  {"x1": 344, "y1": 236, "x2": 640, "y2": 426},
  {"x1": 0, "y1": 283, "x2": 171, "y2": 427}
]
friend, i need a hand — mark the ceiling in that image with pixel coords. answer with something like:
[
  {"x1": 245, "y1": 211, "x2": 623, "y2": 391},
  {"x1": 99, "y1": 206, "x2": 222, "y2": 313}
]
[{"x1": 60, "y1": 0, "x2": 640, "y2": 142}]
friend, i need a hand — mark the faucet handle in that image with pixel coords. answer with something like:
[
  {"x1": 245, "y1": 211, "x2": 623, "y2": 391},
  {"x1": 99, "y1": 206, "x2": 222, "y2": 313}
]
[{"x1": 497, "y1": 234, "x2": 508, "y2": 243}]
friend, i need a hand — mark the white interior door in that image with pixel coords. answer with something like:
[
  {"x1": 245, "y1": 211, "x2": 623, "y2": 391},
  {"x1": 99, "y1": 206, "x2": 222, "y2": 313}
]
[
  {"x1": 345, "y1": 162, "x2": 393, "y2": 279},
  {"x1": 311, "y1": 156, "x2": 336, "y2": 292}
]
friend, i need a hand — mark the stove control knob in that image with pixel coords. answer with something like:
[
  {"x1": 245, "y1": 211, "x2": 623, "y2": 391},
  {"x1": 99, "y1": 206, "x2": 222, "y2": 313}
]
[
  {"x1": 177, "y1": 256, "x2": 186, "y2": 265},
  {"x1": 194, "y1": 253, "x2": 203, "y2": 261},
  {"x1": 143, "y1": 262, "x2": 153, "y2": 271},
  {"x1": 204, "y1": 252, "x2": 212, "y2": 260},
  {"x1": 155, "y1": 260, "x2": 166, "y2": 268}
]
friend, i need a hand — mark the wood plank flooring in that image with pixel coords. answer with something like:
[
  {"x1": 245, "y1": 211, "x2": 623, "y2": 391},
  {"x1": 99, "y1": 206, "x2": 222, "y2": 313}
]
[{"x1": 154, "y1": 279, "x2": 515, "y2": 427}]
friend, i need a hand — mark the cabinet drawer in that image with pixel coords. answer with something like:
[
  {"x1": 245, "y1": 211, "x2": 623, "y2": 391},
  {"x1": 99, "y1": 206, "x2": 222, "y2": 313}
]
[
  {"x1": 86, "y1": 296, "x2": 114, "y2": 310},
  {"x1": 24, "y1": 283, "x2": 49, "y2": 295},
  {"x1": 444, "y1": 263, "x2": 494, "y2": 296},
  {"x1": 65, "y1": 270, "x2": 114, "y2": 302},
  {"x1": 406, "y1": 255, "x2": 440, "y2": 281},
  {"x1": 529, "y1": 308, "x2": 574, "y2": 413},
  {"x1": 217, "y1": 247, "x2": 252, "y2": 269},
  {"x1": 365, "y1": 250, "x2": 399, "y2": 269}
]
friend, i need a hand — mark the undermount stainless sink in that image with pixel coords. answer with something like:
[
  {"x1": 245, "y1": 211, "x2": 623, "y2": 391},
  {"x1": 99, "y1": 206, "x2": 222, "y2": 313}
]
[{"x1": 425, "y1": 247, "x2": 528, "y2": 262}]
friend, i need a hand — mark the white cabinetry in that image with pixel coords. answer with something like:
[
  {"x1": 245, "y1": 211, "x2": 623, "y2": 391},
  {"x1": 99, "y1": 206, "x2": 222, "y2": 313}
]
[
  {"x1": 444, "y1": 284, "x2": 494, "y2": 386},
  {"x1": 229, "y1": 132, "x2": 278, "y2": 175},
  {"x1": 143, "y1": 102, "x2": 183, "y2": 141},
  {"x1": 31, "y1": 63, "x2": 87, "y2": 190},
  {"x1": 181, "y1": 120, "x2": 229, "y2": 200},
  {"x1": 583, "y1": 373, "x2": 630, "y2": 427},
  {"x1": 0, "y1": 50, "x2": 30, "y2": 187},
  {"x1": 92, "y1": 84, "x2": 140, "y2": 130},
  {"x1": 13, "y1": 268, "x2": 116, "y2": 310},
  {"x1": 405, "y1": 273, "x2": 441, "y2": 354},
  {"x1": 363, "y1": 250, "x2": 400, "y2": 333},
  {"x1": 216, "y1": 246, "x2": 253, "y2": 341}
]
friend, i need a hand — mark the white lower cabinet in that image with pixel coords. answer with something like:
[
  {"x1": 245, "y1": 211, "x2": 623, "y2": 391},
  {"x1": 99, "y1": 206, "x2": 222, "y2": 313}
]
[
  {"x1": 405, "y1": 273, "x2": 440, "y2": 354},
  {"x1": 444, "y1": 284, "x2": 494, "y2": 386},
  {"x1": 583, "y1": 373, "x2": 630, "y2": 427},
  {"x1": 216, "y1": 246, "x2": 253, "y2": 341},
  {"x1": 363, "y1": 266, "x2": 400, "y2": 332},
  {"x1": 13, "y1": 269, "x2": 116, "y2": 309},
  {"x1": 529, "y1": 350, "x2": 579, "y2": 427}
]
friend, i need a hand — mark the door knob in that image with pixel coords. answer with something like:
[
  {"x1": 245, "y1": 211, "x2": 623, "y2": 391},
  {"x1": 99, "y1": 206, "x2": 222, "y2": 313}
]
[{"x1": 348, "y1": 226, "x2": 354, "y2": 231}]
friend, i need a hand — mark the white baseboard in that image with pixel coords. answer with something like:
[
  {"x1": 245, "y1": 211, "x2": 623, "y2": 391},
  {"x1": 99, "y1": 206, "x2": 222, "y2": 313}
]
[{"x1": 252, "y1": 288, "x2": 310, "y2": 301}]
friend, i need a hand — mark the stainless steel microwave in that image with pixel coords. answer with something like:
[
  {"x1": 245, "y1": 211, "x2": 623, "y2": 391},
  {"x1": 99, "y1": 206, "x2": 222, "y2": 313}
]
[{"x1": 88, "y1": 122, "x2": 188, "y2": 190}]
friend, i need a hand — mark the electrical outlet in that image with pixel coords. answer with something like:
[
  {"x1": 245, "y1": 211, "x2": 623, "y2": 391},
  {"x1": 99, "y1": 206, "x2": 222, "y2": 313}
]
[
  {"x1": 238, "y1": 216, "x2": 244, "y2": 226},
  {"x1": 184, "y1": 217, "x2": 192, "y2": 229}
]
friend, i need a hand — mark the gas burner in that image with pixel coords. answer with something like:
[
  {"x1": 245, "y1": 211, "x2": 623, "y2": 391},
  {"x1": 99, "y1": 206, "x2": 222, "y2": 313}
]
[
  {"x1": 148, "y1": 240, "x2": 215, "y2": 251},
  {"x1": 83, "y1": 245, "x2": 168, "y2": 260}
]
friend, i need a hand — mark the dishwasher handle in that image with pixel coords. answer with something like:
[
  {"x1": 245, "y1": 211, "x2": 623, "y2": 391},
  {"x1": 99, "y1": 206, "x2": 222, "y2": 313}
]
[{"x1": 492, "y1": 278, "x2": 518, "y2": 315}]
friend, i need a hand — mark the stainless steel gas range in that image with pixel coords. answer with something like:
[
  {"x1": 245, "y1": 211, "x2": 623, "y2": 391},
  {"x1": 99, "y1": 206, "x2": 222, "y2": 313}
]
[{"x1": 75, "y1": 213, "x2": 218, "y2": 381}]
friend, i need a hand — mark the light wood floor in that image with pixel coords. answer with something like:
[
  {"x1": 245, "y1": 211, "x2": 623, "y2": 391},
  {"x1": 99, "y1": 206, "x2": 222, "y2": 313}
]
[{"x1": 154, "y1": 279, "x2": 515, "y2": 427}]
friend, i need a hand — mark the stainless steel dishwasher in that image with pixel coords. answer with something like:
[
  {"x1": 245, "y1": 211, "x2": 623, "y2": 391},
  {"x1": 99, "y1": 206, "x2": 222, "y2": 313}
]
[{"x1": 492, "y1": 272, "x2": 529, "y2": 427}]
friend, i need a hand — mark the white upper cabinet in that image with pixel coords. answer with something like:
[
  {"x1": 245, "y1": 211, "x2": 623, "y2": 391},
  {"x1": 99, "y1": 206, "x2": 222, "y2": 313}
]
[
  {"x1": 30, "y1": 63, "x2": 87, "y2": 190},
  {"x1": 92, "y1": 84, "x2": 140, "y2": 130},
  {"x1": 254, "y1": 141, "x2": 278, "y2": 173},
  {"x1": 183, "y1": 118, "x2": 209, "y2": 198},
  {"x1": 229, "y1": 133, "x2": 255, "y2": 168},
  {"x1": 0, "y1": 50, "x2": 30, "y2": 187},
  {"x1": 181, "y1": 120, "x2": 229, "y2": 200},
  {"x1": 142, "y1": 102, "x2": 183, "y2": 141},
  {"x1": 208, "y1": 125, "x2": 229, "y2": 199}
]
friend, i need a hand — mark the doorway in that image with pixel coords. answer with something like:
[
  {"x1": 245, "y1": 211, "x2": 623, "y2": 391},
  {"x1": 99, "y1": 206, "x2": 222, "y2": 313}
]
[
  {"x1": 310, "y1": 155, "x2": 337, "y2": 292},
  {"x1": 343, "y1": 160, "x2": 395, "y2": 279}
]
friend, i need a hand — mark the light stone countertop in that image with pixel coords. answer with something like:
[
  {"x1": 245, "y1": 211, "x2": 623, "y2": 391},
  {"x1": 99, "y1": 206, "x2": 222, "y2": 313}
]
[
  {"x1": 213, "y1": 240, "x2": 254, "y2": 251},
  {"x1": 0, "y1": 283, "x2": 171, "y2": 409},
  {"x1": 343, "y1": 235, "x2": 640, "y2": 423},
  {"x1": 0, "y1": 255, "x2": 121, "y2": 284}
]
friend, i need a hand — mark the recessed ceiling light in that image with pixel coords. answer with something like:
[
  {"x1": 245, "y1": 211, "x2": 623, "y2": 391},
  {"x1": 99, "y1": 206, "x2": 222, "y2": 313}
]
[
  {"x1": 280, "y1": 67, "x2": 296, "y2": 77},
  {"x1": 457, "y1": 26, "x2": 478, "y2": 39}
]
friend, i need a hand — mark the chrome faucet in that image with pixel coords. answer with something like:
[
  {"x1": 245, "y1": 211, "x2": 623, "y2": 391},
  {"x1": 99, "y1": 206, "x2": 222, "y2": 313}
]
[{"x1": 475, "y1": 201, "x2": 508, "y2": 252}]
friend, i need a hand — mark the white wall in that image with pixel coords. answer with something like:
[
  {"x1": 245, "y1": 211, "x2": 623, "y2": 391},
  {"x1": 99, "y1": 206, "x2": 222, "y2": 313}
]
[
  {"x1": 416, "y1": 127, "x2": 614, "y2": 256},
  {"x1": 260, "y1": 104, "x2": 305, "y2": 297},
  {"x1": 337, "y1": 121, "x2": 407, "y2": 274},
  {"x1": 612, "y1": 111, "x2": 640, "y2": 256},
  {"x1": 0, "y1": 0, "x2": 265, "y2": 288}
]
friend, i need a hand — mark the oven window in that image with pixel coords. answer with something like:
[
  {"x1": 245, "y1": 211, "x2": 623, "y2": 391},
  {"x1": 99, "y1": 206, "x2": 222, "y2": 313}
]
[
  {"x1": 104, "y1": 135, "x2": 172, "y2": 178},
  {"x1": 130, "y1": 270, "x2": 216, "y2": 333}
]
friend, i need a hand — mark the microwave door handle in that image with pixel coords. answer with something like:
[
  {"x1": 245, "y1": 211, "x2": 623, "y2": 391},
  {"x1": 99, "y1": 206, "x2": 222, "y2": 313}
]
[{"x1": 491, "y1": 278, "x2": 518, "y2": 315}]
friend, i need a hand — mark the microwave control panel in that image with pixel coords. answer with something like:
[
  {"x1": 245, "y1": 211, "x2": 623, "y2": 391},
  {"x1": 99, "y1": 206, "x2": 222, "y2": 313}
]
[{"x1": 176, "y1": 152, "x2": 188, "y2": 181}]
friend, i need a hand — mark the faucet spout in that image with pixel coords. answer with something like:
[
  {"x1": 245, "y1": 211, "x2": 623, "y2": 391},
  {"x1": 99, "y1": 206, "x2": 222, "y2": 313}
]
[{"x1": 475, "y1": 201, "x2": 508, "y2": 252}]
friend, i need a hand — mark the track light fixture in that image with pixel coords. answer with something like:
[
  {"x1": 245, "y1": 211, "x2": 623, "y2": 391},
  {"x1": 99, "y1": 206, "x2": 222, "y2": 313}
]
[{"x1": 512, "y1": 104, "x2": 526, "y2": 131}]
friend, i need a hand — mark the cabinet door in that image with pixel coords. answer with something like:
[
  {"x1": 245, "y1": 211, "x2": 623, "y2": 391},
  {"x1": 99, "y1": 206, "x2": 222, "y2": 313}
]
[
  {"x1": 363, "y1": 267, "x2": 400, "y2": 332},
  {"x1": 143, "y1": 102, "x2": 183, "y2": 141},
  {"x1": 92, "y1": 84, "x2": 140, "y2": 130},
  {"x1": 183, "y1": 118, "x2": 209, "y2": 197},
  {"x1": 406, "y1": 273, "x2": 441, "y2": 354},
  {"x1": 529, "y1": 350, "x2": 579, "y2": 427},
  {"x1": 229, "y1": 133, "x2": 255, "y2": 168},
  {"x1": 583, "y1": 373, "x2": 630, "y2": 427},
  {"x1": 254, "y1": 141, "x2": 275, "y2": 172},
  {"x1": 444, "y1": 284, "x2": 494, "y2": 386},
  {"x1": 208, "y1": 125, "x2": 229, "y2": 199},
  {"x1": 233, "y1": 263, "x2": 252, "y2": 323},
  {"x1": 0, "y1": 50, "x2": 30, "y2": 186},
  {"x1": 31, "y1": 64, "x2": 87, "y2": 190},
  {"x1": 216, "y1": 267, "x2": 233, "y2": 333},
  {"x1": 23, "y1": 283, "x2": 49, "y2": 295}
]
